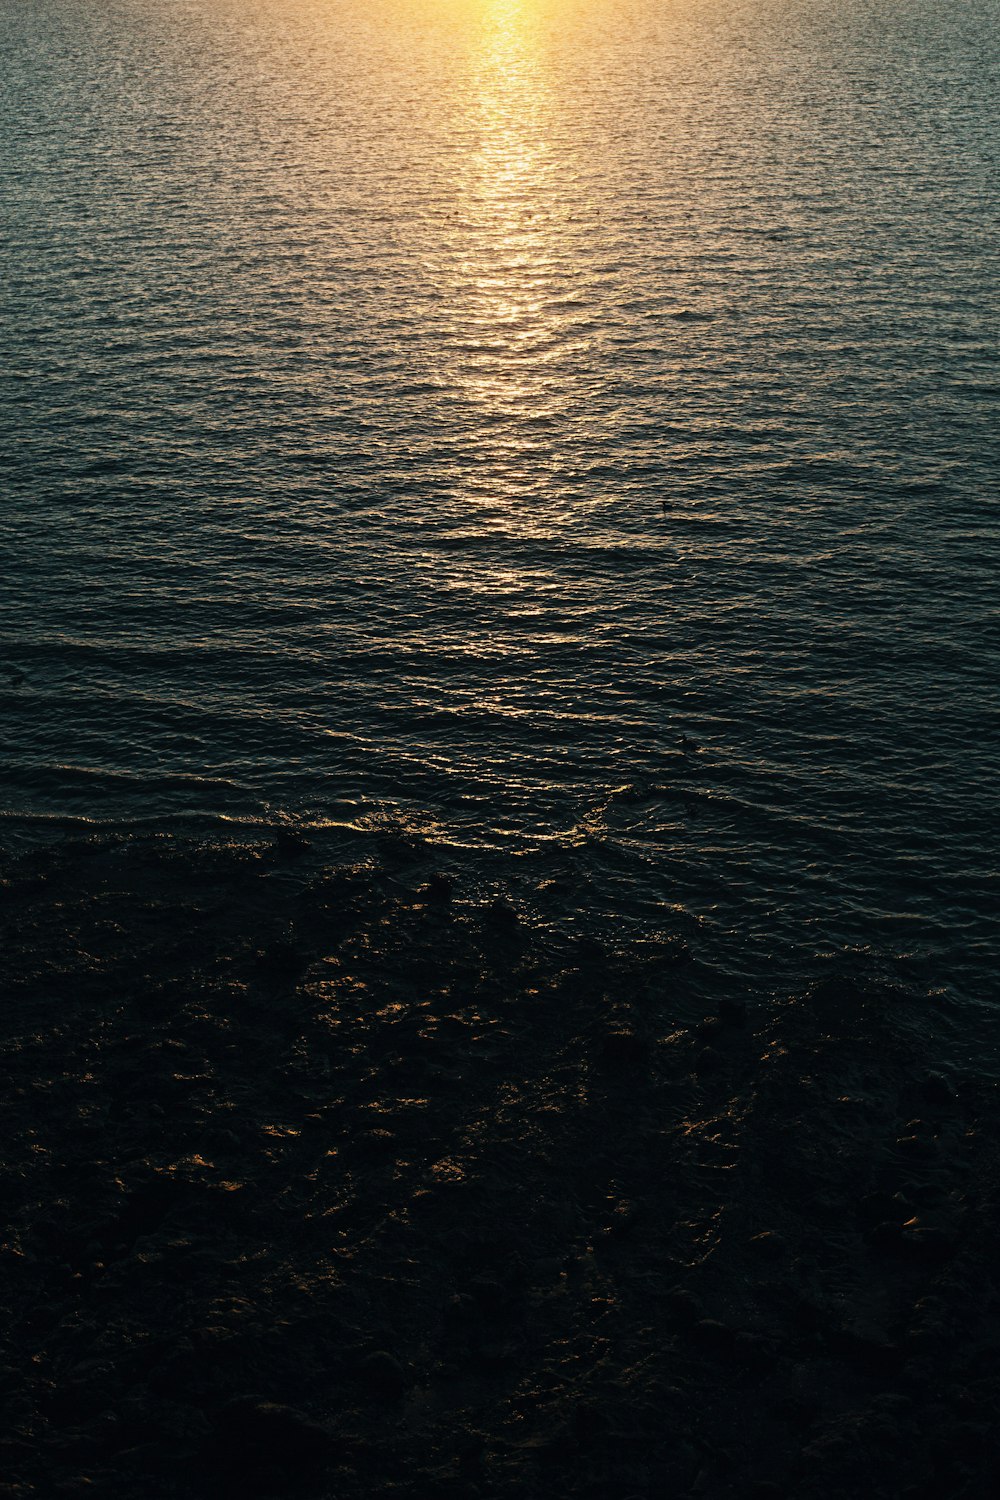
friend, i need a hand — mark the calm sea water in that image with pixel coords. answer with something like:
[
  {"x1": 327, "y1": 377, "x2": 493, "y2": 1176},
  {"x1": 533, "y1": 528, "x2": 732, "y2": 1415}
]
[{"x1": 2, "y1": 0, "x2": 998, "y2": 1019}]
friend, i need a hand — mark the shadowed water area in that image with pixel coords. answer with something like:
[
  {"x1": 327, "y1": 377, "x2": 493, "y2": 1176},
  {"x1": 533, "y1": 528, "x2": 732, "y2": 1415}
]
[{"x1": 2, "y1": 0, "x2": 999, "y2": 1022}]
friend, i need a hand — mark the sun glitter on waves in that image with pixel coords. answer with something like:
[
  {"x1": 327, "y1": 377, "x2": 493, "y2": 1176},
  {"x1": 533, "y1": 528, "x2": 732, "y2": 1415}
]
[{"x1": 430, "y1": 0, "x2": 605, "y2": 528}]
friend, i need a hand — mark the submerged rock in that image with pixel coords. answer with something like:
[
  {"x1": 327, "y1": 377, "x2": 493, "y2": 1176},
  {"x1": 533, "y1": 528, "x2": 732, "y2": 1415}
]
[
  {"x1": 273, "y1": 828, "x2": 310, "y2": 860},
  {"x1": 420, "y1": 872, "x2": 454, "y2": 903},
  {"x1": 485, "y1": 897, "x2": 519, "y2": 928}
]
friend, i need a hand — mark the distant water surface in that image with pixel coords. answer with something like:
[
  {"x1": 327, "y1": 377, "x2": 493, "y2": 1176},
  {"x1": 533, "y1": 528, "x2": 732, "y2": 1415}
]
[{"x1": 1, "y1": 0, "x2": 998, "y2": 1025}]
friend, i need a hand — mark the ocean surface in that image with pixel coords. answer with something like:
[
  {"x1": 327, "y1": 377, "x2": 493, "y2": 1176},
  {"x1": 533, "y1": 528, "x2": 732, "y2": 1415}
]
[{"x1": 2, "y1": 0, "x2": 998, "y2": 1026}]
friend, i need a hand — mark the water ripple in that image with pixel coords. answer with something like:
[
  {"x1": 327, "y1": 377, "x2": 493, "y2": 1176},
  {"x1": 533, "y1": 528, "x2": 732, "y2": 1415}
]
[{"x1": 1, "y1": 0, "x2": 998, "y2": 1015}]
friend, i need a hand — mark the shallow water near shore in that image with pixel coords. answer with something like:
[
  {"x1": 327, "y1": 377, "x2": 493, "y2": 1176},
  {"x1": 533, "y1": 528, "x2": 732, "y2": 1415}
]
[{"x1": 2, "y1": 0, "x2": 999, "y2": 1027}]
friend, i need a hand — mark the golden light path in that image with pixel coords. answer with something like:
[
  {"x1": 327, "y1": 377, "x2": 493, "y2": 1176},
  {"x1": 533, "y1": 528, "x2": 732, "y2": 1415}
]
[{"x1": 432, "y1": 0, "x2": 605, "y2": 532}]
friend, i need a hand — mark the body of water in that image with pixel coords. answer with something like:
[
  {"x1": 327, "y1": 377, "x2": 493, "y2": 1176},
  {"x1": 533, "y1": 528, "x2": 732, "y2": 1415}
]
[{"x1": 2, "y1": 0, "x2": 998, "y2": 1018}]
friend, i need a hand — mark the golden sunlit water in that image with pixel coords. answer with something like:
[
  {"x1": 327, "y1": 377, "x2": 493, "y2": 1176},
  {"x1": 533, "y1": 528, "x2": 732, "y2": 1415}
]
[{"x1": 1, "y1": 0, "x2": 998, "y2": 1012}]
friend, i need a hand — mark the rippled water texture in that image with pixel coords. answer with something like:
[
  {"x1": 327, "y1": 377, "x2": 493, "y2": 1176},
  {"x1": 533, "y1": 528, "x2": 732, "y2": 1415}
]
[{"x1": 1, "y1": 0, "x2": 998, "y2": 1008}]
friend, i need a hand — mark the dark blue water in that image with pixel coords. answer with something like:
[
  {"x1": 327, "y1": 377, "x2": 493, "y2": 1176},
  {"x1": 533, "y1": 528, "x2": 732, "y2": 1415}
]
[{"x1": 2, "y1": 0, "x2": 998, "y2": 1022}]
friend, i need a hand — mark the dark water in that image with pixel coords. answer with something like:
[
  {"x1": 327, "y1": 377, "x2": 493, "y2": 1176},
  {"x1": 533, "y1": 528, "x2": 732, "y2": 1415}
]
[{"x1": 2, "y1": 0, "x2": 998, "y2": 1019}]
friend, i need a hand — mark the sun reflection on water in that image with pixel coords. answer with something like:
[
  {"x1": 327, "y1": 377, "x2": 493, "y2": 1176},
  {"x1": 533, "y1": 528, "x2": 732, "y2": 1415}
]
[{"x1": 431, "y1": 0, "x2": 605, "y2": 526}]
